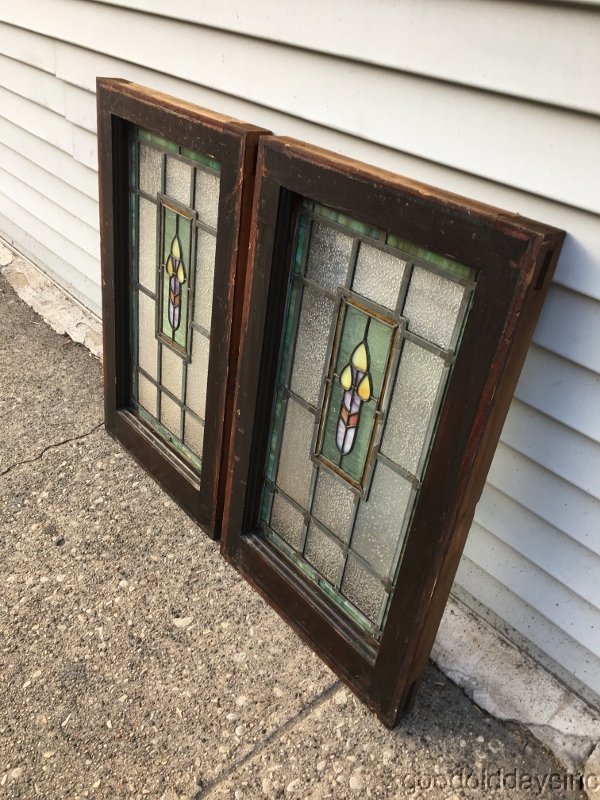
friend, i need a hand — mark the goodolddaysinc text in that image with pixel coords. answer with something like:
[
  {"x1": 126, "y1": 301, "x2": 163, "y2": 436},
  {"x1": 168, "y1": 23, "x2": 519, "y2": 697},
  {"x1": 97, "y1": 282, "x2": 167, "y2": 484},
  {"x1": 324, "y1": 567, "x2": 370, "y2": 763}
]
[{"x1": 401, "y1": 768, "x2": 597, "y2": 794}]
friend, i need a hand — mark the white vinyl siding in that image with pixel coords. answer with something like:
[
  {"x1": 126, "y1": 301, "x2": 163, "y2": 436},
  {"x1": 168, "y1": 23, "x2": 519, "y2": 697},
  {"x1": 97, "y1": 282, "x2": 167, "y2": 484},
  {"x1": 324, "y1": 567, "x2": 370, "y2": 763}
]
[{"x1": 0, "y1": 0, "x2": 599, "y2": 707}]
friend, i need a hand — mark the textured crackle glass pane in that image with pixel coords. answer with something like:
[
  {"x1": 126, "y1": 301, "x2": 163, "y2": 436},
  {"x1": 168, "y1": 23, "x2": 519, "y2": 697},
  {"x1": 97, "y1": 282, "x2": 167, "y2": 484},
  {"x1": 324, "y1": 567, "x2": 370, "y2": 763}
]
[
  {"x1": 165, "y1": 157, "x2": 192, "y2": 206},
  {"x1": 184, "y1": 412, "x2": 204, "y2": 459},
  {"x1": 352, "y1": 243, "x2": 407, "y2": 311},
  {"x1": 403, "y1": 266, "x2": 465, "y2": 349},
  {"x1": 270, "y1": 493, "x2": 305, "y2": 551},
  {"x1": 137, "y1": 373, "x2": 157, "y2": 417},
  {"x1": 276, "y1": 398, "x2": 315, "y2": 509},
  {"x1": 304, "y1": 524, "x2": 342, "y2": 584},
  {"x1": 381, "y1": 342, "x2": 445, "y2": 475},
  {"x1": 352, "y1": 463, "x2": 413, "y2": 577},
  {"x1": 160, "y1": 345, "x2": 183, "y2": 399},
  {"x1": 342, "y1": 555, "x2": 386, "y2": 623},
  {"x1": 290, "y1": 287, "x2": 334, "y2": 407},
  {"x1": 186, "y1": 331, "x2": 210, "y2": 419},
  {"x1": 305, "y1": 222, "x2": 352, "y2": 292},
  {"x1": 193, "y1": 230, "x2": 217, "y2": 332},
  {"x1": 138, "y1": 198, "x2": 157, "y2": 292},
  {"x1": 138, "y1": 290, "x2": 157, "y2": 380},
  {"x1": 311, "y1": 469, "x2": 354, "y2": 541},
  {"x1": 160, "y1": 392, "x2": 181, "y2": 437},
  {"x1": 139, "y1": 144, "x2": 163, "y2": 196},
  {"x1": 195, "y1": 169, "x2": 220, "y2": 229}
]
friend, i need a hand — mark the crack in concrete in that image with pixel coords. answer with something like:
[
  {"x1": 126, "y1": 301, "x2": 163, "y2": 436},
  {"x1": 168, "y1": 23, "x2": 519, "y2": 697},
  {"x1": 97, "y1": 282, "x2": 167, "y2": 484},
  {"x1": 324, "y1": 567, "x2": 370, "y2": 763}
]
[
  {"x1": 0, "y1": 421, "x2": 104, "y2": 478},
  {"x1": 193, "y1": 681, "x2": 341, "y2": 799}
]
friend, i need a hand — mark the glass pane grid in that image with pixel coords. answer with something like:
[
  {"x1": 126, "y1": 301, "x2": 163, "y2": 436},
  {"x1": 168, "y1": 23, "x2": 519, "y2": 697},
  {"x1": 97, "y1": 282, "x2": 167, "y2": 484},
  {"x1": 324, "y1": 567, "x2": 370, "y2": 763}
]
[
  {"x1": 129, "y1": 130, "x2": 221, "y2": 473},
  {"x1": 261, "y1": 199, "x2": 479, "y2": 640}
]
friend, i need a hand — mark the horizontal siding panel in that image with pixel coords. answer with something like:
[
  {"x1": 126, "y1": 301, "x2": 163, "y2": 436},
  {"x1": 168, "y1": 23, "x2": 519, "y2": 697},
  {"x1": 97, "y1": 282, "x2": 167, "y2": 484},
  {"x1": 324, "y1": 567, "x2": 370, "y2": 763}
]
[
  {"x1": 533, "y1": 285, "x2": 600, "y2": 374},
  {"x1": 64, "y1": 84, "x2": 97, "y2": 135},
  {"x1": 474, "y1": 484, "x2": 600, "y2": 606},
  {"x1": 0, "y1": 53, "x2": 65, "y2": 116},
  {"x1": 515, "y1": 346, "x2": 600, "y2": 443},
  {"x1": 0, "y1": 209, "x2": 101, "y2": 314},
  {"x1": 51, "y1": 42, "x2": 600, "y2": 301},
  {"x1": 455, "y1": 556, "x2": 600, "y2": 696},
  {"x1": 89, "y1": 0, "x2": 600, "y2": 116},
  {"x1": 463, "y1": 524, "x2": 600, "y2": 658},
  {"x1": 0, "y1": 167, "x2": 99, "y2": 259},
  {"x1": 0, "y1": 21, "x2": 55, "y2": 74},
  {"x1": 488, "y1": 443, "x2": 600, "y2": 554},
  {"x1": 0, "y1": 141, "x2": 99, "y2": 230},
  {"x1": 500, "y1": 399, "x2": 600, "y2": 502},
  {"x1": 0, "y1": 191, "x2": 100, "y2": 289},
  {"x1": 0, "y1": 115, "x2": 98, "y2": 201},
  {"x1": 4, "y1": 2, "x2": 600, "y2": 213},
  {"x1": 0, "y1": 86, "x2": 97, "y2": 171}
]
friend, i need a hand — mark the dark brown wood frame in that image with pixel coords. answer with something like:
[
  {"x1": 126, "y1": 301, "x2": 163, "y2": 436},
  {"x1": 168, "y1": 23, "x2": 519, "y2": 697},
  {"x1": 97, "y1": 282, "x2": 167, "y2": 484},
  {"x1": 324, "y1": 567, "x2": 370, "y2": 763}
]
[
  {"x1": 97, "y1": 79, "x2": 270, "y2": 539},
  {"x1": 221, "y1": 136, "x2": 565, "y2": 726}
]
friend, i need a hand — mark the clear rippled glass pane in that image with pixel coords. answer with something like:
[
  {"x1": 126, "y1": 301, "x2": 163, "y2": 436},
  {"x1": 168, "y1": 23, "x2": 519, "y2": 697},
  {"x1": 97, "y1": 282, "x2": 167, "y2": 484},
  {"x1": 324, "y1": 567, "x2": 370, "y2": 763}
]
[
  {"x1": 193, "y1": 230, "x2": 217, "y2": 332},
  {"x1": 276, "y1": 398, "x2": 315, "y2": 509},
  {"x1": 138, "y1": 198, "x2": 157, "y2": 292},
  {"x1": 186, "y1": 331, "x2": 210, "y2": 419},
  {"x1": 312, "y1": 469, "x2": 355, "y2": 541},
  {"x1": 305, "y1": 221, "x2": 352, "y2": 292},
  {"x1": 381, "y1": 342, "x2": 446, "y2": 476},
  {"x1": 137, "y1": 373, "x2": 156, "y2": 417},
  {"x1": 165, "y1": 157, "x2": 192, "y2": 206},
  {"x1": 138, "y1": 290, "x2": 157, "y2": 380},
  {"x1": 195, "y1": 169, "x2": 220, "y2": 229},
  {"x1": 304, "y1": 524, "x2": 342, "y2": 584},
  {"x1": 352, "y1": 243, "x2": 407, "y2": 311},
  {"x1": 184, "y1": 412, "x2": 204, "y2": 458},
  {"x1": 160, "y1": 345, "x2": 183, "y2": 399},
  {"x1": 403, "y1": 266, "x2": 465, "y2": 349},
  {"x1": 139, "y1": 144, "x2": 162, "y2": 196},
  {"x1": 342, "y1": 555, "x2": 386, "y2": 623},
  {"x1": 289, "y1": 287, "x2": 334, "y2": 406},
  {"x1": 271, "y1": 493, "x2": 305, "y2": 551},
  {"x1": 352, "y1": 463, "x2": 413, "y2": 577},
  {"x1": 160, "y1": 392, "x2": 181, "y2": 437}
]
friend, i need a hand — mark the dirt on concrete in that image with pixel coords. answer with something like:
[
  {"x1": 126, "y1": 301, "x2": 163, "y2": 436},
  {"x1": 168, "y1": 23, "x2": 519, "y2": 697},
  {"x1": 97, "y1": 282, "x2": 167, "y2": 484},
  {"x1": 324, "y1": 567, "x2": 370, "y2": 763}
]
[{"x1": 0, "y1": 274, "x2": 583, "y2": 799}]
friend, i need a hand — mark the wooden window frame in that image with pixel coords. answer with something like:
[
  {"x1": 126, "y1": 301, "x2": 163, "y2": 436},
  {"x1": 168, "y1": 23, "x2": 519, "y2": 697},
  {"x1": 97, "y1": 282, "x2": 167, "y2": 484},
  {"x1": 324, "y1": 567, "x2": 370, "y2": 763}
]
[
  {"x1": 221, "y1": 137, "x2": 565, "y2": 726},
  {"x1": 97, "y1": 79, "x2": 269, "y2": 539}
]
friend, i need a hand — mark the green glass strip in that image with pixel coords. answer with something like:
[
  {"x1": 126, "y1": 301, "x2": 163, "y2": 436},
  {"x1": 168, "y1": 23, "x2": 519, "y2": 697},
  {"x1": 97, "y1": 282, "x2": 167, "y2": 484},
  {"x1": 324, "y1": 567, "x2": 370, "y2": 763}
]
[
  {"x1": 266, "y1": 389, "x2": 284, "y2": 482},
  {"x1": 293, "y1": 213, "x2": 308, "y2": 275},
  {"x1": 278, "y1": 281, "x2": 300, "y2": 385},
  {"x1": 181, "y1": 147, "x2": 221, "y2": 172},
  {"x1": 130, "y1": 138, "x2": 136, "y2": 187},
  {"x1": 260, "y1": 487, "x2": 272, "y2": 524},
  {"x1": 137, "y1": 128, "x2": 178, "y2": 152},
  {"x1": 313, "y1": 203, "x2": 380, "y2": 240},
  {"x1": 137, "y1": 406, "x2": 202, "y2": 472},
  {"x1": 386, "y1": 233, "x2": 470, "y2": 278}
]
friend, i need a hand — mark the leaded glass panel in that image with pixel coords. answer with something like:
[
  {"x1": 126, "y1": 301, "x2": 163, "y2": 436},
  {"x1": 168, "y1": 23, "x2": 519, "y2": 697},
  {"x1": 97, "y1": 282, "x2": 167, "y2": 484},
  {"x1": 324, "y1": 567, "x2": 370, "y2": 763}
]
[
  {"x1": 260, "y1": 199, "x2": 477, "y2": 639},
  {"x1": 130, "y1": 128, "x2": 221, "y2": 474}
]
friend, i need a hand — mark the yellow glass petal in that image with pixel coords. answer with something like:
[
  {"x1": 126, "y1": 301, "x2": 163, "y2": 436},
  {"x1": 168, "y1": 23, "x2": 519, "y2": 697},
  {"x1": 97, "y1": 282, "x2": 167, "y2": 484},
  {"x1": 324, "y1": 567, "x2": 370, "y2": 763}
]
[
  {"x1": 357, "y1": 373, "x2": 371, "y2": 401},
  {"x1": 171, "y1": 235, "x2": 181, "y2": 260},
  {"x1": 340, "y1": 364, "x2": 352, "y2": 389},
  {"x1": 166, "y1": 255, "x2": 174, "y2": 276},
  {"x1": 177, "y1": 262, "x2": 185, "y2": 283},
  {"x1": 351, "y1": 342, "x2": 368, "y2": 372}
]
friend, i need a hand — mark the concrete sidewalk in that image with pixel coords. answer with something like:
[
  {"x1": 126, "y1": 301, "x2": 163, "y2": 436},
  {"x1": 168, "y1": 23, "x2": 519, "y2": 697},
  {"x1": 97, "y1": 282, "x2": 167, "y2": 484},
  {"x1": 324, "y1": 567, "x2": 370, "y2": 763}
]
[{"x1": 0, "y1": 271, "x2": 585, "y2": 800}]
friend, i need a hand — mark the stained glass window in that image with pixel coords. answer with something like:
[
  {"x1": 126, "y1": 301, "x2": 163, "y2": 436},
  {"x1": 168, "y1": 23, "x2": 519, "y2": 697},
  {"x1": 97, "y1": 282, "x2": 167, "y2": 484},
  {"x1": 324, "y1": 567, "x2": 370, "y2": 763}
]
[
  {"x1": 130, "y1": 129, "x2": 221, "y2": 473},
  {"x1": 259, "y1": 200, "x2": 476, "y2": 638}
]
